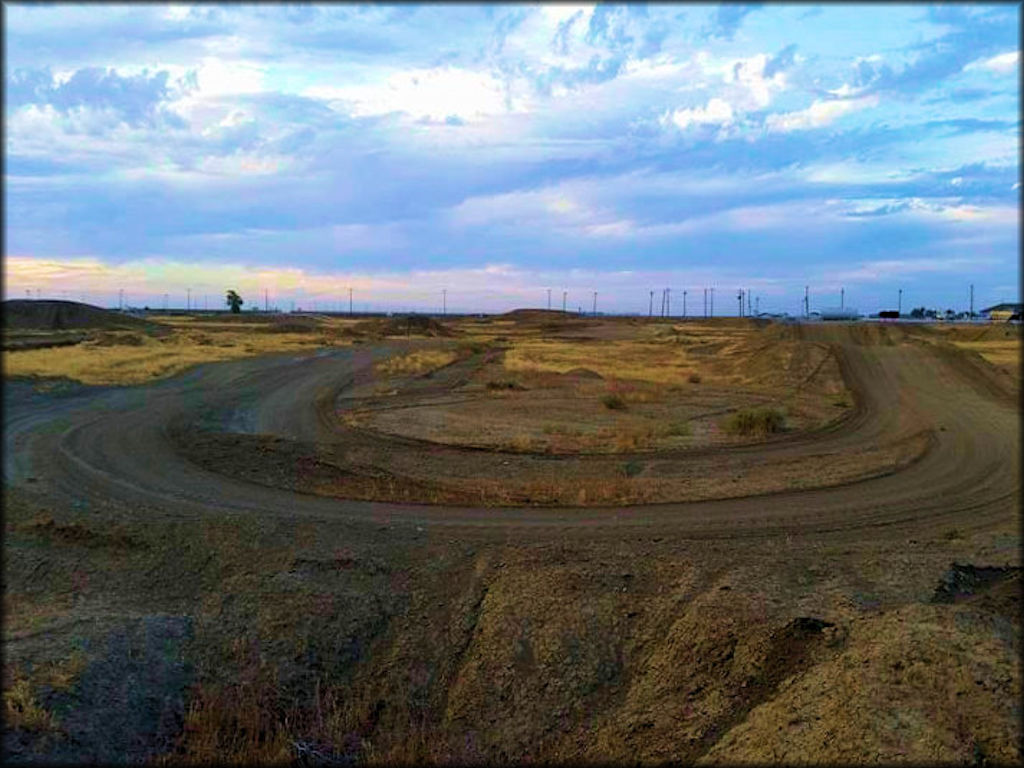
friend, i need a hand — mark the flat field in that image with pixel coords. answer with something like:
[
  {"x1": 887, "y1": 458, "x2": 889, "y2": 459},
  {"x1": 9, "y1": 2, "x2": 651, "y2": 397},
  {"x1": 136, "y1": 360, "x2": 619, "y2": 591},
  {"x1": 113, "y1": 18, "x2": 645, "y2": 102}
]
[{"x1": 3, "y1": 306, "x2": 1020, "y2": 764}]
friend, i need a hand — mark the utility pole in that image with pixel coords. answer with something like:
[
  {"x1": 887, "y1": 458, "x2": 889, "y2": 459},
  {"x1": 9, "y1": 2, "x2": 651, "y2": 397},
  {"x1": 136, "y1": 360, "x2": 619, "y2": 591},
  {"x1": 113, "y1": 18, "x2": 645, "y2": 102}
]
[
  {"x1": 562, "y1": 291, "x2": 567, "y2": 312},
  {"x1": 804, "y1": 285, "x2": 809, "y2": 318},
  {"x1": 755, "y1": 296, "x2": 759, "y2": 315},
  {"x1": 187, "y1": 288, "x2": 191, "y2": 311},
  {"x1": 710, "y1": 287, "x2": 714, "y2": 317},
  {"x1": 703, "y1": 288, "x2": 708, "y2": 318},
  {"x1": 666, "y1": 288, "x2": 671, "y2": 317},
  {"x1": 737, "y1": 289, "x2": 743, "y2": 317},
  {"x1": 265, "y1": 289, "x2": 268, "y2": 312},
  {"x1": 898, "y1": 288, "x2": 903, "y2": 316},
  {"x1": 747, "y1": 289, "x2": 751, "y2": 317},
  {"x1": 649, "y1": 290, "x2": 653, "y2": 317},
  {"x1": 547, "y1": 288, "x2": 551, "y2": 310},
  {"x1": 660, "y1": 289, "x2": 665, "y2": 317},
  {"x1": 840, "y1": 287, "x2": 845, "y2": 310},
  {"x1": 592, "y1": 291, "x2": 597, "y2": 315},
  {"x1": 969, "y1": 283, "x2": 974, "y2": 319},
  {"x1": 442, "y1": 288, "x2": 447, "y2": 316},
  {"x1": 683, "y1": 290, "x2": 687, "y2": 318}
]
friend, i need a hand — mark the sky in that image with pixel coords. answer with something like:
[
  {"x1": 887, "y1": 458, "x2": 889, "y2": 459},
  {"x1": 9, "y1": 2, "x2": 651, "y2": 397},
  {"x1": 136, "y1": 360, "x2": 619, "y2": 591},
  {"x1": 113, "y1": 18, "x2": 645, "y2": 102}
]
[{"x1": 3, "y1": 2, "x2": 1020, "y2": 315}]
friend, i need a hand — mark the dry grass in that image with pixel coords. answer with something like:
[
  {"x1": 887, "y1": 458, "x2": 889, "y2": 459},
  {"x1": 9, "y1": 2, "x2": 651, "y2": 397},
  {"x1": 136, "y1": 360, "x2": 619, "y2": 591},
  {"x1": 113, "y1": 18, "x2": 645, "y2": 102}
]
[
  {"x1": 950, "y1": 340, "x2": 1020, "y2": 370},
  {"x1": 723, "y1": 407, "x2": 787, "y2": 436},
  {"x1": 2, "y1": 326, "x2": 349, "y2": 386},
  {"x1": 374, "y1": 349, "x2": 457, "y2": 377},
  {"x1": 503, "y1": 339, "x2": 703, "y2": 385},
  {"x1": 4, "y1": 677, "x2": 58, "y2": 732}
]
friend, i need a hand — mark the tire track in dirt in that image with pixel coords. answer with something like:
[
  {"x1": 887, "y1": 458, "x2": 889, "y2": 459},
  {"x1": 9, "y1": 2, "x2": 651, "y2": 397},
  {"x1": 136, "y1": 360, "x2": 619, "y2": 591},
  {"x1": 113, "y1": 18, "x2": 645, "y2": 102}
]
[{"x1": 4, "y1": 325, "x2": 1018, "y2": 542}]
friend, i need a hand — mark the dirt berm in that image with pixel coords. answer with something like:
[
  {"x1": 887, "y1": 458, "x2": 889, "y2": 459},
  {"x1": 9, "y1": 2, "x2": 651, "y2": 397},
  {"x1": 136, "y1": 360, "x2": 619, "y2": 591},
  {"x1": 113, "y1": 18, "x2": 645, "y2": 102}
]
[{"x1": 2, "y1": 300, "x2": 166, "y2": 333}]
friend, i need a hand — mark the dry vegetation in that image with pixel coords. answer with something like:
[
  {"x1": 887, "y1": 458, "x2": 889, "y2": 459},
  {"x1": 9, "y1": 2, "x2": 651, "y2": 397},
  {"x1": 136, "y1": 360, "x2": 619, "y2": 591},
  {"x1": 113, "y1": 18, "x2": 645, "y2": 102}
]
[
  {"x1": 374, "y1": 349, "x2": 457, "y2": 377},
  {"x1": 2, "y1": 316, "x2": 359, "y2": 386}
]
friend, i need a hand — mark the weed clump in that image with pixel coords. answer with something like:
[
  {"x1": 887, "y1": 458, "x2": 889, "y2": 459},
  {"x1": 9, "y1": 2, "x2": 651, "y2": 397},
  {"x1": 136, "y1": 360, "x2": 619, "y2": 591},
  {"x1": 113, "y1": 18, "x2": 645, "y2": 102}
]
[
  {"x1": 723, "y1": 407, "x2": 786, "y2": 436},
  {"x1": 602, "y1": 393, "x2": 627, "y2": 410},
  {"x1": 486, "y1": 379, "x2": 524, "y2": 391},
  {"x1": 688, "y1": 372, "x2": 702, "y2": 384}
]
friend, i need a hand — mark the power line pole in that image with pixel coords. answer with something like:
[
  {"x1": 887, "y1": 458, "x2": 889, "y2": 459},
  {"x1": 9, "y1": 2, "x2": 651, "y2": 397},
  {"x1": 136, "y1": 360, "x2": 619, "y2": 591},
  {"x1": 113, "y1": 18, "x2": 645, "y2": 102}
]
[
  {"x1": 737, "y1": 289, "x2": 743, "y2": 317},
  {"x1": 710, "y1": 287, "x2": 714, "y2": 317},
  {"x1": 703, "y1": 288, "x2": 707, "y2": 318},
  {"x1": 592, "y1": 291, "x2": 597, "y2": 315},
  {"x1": 562, "y1": 291, "x2": 567, "y2": 312},
  {"x1": 683, "y1": 290, "x2": 687, "y2": 319},
  {"x1": 442, "y1": 288, "x2": 447, "y2": 316},
  {"x1": 969, "y1": 283, "x2": 974, "y2": 319},
  {"x1": 747, "y1": 289, "x2": 751, "y2": 317},
  {"x1": 265, "y1": 289, "x2": 268, "y2": 312},
  {"x1": 898, "y1": 288, "x2": 903, "y2": 316},
  {"x1": 840, "y1": 287, "x2": 845, "y2": 310},
  {"x1": 649, "y1": 290, "x2": 653, "y2": 317},
  {"x1": 666, "y1": 288, "x2": 671, "y2": 317},
  {"x1": 187, "y1": 288, "x2": 191, "y2": 311},
  {"x1": 755, "y1": 296, "x2": 759, "y2": 315},
  {"x1": 804, "y1": 285, "x2": 809, "y2": 318},
  {"x1": 547, "y1": 288, "x2": 551, "y2": 310}
]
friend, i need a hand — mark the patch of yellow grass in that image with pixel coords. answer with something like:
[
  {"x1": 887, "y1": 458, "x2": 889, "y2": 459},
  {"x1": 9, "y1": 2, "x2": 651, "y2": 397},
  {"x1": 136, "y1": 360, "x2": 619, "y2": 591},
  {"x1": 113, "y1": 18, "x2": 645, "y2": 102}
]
[
  {"x1": 4, "y1": 677, "x2": 58, "y2": 731},
  {"x1": 2, "y1": 329, "x2": 347, "y2": 386},
  {"x1": 502, "y1": 340, "x2": 700, "y2": 385},
  {"x1": 375, "y1": 349, "x2": 457, "y2": 376},
  {"x1": 951, "y1": 341, "x2": 1020, "y2": 369}
]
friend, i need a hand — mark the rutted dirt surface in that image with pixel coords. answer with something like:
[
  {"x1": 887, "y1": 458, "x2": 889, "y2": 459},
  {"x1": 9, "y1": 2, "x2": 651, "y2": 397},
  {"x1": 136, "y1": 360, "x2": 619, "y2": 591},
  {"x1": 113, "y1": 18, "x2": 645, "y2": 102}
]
[
  {"x1": 3, "y1": 321, "x2": 1020, "y2": 763},
  {"x1": 6, "y1": 323, "x2": 1016, "y2": 532}
]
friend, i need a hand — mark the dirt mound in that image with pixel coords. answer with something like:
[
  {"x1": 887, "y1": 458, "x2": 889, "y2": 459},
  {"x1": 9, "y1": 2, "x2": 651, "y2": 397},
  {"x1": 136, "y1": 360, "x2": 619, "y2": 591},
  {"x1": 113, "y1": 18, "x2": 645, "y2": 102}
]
[
  {"x1": 498, "y1": 309, "x2": 574, "y2": 322},
  {"x1": 2, "y1": 301, "x2": 164, "y2": 333},
  {"x1": 562, "y1": 367, "x2": 604, "y2": 381},
  {"x1": 355, "y1": 315, "x2": 453, "y2": 337}
]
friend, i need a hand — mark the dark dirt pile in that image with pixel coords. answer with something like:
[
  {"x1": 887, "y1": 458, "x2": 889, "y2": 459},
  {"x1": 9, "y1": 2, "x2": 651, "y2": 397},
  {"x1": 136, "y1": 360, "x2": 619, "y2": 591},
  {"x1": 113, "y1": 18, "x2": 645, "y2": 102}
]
[
  {"x1": 354, "y1": 314, "x2": 454, "y2": 337},
  {"x1": 2, "y1": 300, "x2": 165, "y2": 333}
]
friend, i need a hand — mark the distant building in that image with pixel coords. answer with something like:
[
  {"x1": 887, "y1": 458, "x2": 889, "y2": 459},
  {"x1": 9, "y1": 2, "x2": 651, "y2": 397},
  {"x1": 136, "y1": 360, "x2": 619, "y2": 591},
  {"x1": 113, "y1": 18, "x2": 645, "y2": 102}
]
[
  {"x1": 818, "y1": 307, "x2": 860, "y2": 321},
  {"x1": 980, "y1": 302, "x2": 1023, "y2": 322}
]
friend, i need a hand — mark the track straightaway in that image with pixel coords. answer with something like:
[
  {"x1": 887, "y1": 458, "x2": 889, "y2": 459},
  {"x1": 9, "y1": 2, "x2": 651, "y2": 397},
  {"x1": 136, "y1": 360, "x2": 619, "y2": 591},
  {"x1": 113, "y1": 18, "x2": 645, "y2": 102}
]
[{"x1": 4, "y1": 326, "x2": 1019, "y2": 541}]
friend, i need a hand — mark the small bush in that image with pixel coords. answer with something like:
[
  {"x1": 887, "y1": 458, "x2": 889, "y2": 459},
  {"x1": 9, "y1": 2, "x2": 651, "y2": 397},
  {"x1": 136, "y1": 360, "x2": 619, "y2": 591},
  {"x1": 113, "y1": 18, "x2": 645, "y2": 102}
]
[
  {"x1": 602, "y1": 393, "x2": 627, "y2": 410},
  {"x1": 723, "y1": 407, "x2": 786, "y2": 436},
  {"x1": 486, "y1": 379, "x2": 524, "y2": 391},
  {"x1": 662, "y1": 421, "x2": 692, "y2": 437},
  {"x1": 622, "y1": 460, "x2": 644, "y2": 478},
  {"x1": 688, "y1": 372, "x2": 702, "y2": 384}
]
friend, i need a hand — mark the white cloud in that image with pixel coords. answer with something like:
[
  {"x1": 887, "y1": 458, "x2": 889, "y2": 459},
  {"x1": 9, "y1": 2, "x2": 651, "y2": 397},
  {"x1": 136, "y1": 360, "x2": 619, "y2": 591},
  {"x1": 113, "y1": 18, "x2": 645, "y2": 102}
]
[
  {"x1": 964, "y1": 51, "x2": 1019, "y2": 75},
  {"x1": 662, "y1": 97, "x2": 734, "y2": 130},
  {"x1": 304, "y1": 66, "x2": 523, "y2": 122},
  {"x1": 765, "y1": 95, "x2": 878, "y2": 133}
]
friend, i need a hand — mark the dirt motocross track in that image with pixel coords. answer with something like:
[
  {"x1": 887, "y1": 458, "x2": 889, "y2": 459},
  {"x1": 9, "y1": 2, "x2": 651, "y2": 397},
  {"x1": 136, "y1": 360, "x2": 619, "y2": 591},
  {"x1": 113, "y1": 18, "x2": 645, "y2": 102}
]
[
  {"x1": 5, "y1": 323, "x2": 1018, "y2": 538},
  {"x1": 3, "y1": 320, "x2": 1021, "y2": 764}
]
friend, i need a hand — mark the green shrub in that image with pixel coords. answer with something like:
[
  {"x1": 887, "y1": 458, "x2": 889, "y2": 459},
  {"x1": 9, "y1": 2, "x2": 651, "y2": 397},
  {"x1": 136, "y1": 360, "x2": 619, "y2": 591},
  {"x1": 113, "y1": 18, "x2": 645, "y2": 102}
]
[
  {"x1": 723, "y1": 407, "x2": 786, "y2": 436},
  {"x1": 602, "y1": 393, "x2": 627, "y2": 410},
  {"x1": 622, "y1": 460, "x2": 644, "y2": 478}
]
